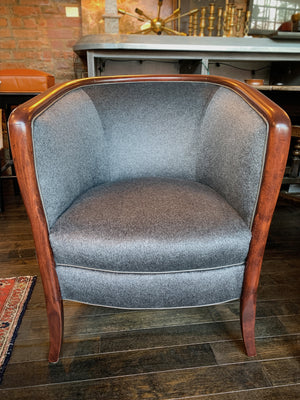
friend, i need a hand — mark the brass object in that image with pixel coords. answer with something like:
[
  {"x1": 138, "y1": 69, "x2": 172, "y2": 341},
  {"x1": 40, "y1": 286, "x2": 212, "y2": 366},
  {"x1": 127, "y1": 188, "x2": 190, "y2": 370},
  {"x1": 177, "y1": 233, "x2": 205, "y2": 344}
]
[
  {"x1": 236, "y1": 8, "x2": 243, "y2": 36},
  {"x1": 164, "y1": 7, "x2": 180, "y2": 23},
  {"x1": 166, "y1": 8, "x2": 198, "y2": 24},
  {"x1": 228, "y1": 4, "x2": 236, "y2": 37},
  {"x1": 118, "y1": 0, "x2": 200, "y2": 36},
  {"x1": 135, "y1": 7, "x2": 153, "y2": 22},
  {"x1": 217, "y1": 7, "x2": 223, "y2": 36},
  {"x1": 157, "y1": 0, "x2": 162, "y2": 20},
  {"x1": 224, "y1": 3, "x2": 232, "y2": 37},
  {"x1": 188, "y1": 9, "x2": 198, "y2": 36},
  {"x1": 222, "y1": 3, "x2": 229, "y2": 37},
  {"x1": 199, "y1": 7, "x2": 206, "y2": 37},
  {"x1": 119, "y1": 0, "x2": 249, "y2": 37},
  {"x1": 208, "y1": 4, "x2": 215, "y2": 37},
  {"x1": 193, "y1": 10, "x2": 198, "y2": 36},
  {"x1": 188, "y1": 14, "x2": 193, "y2": 36},
  {"x1": 178, "y1": 0, "x2": 181, "y2": 31},
  {"x1": 244, "y1": 10, "x2": 251, "y2": 37},
  {"x1": 118, "y1": 9, "x2": 145, "y2": 22}
]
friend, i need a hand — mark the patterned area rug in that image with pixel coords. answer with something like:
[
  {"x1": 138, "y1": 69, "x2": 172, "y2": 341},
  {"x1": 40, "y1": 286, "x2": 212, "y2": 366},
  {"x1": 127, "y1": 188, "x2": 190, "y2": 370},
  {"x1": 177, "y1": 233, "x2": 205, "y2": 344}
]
[{"x1": 0, "y1": 276, "x2": 36, "y2": 383}]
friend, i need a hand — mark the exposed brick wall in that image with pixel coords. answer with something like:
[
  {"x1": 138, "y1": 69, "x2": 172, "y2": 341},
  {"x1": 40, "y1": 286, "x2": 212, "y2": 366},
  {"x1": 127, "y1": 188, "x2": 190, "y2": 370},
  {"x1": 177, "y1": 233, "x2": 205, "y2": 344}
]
[
  {"x1": 0, "y1": 0, "x2": 82, "y2": 84},
  {"x1": 0, "y1": 0, "x2": 249, "y2": 83}
]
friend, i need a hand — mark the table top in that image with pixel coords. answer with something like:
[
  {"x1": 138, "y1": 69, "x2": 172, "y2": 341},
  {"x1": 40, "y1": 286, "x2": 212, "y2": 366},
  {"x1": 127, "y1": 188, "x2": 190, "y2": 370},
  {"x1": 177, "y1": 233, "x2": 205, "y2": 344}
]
[
  {"x1": 74, "y1": 34, "x2": 300, "y2": 54},
  {"x1": 0, "y1": 92, "x2": 40, "y2": 96},
  {"x1": 255, "y1": 85, "x2": 300, "y2": 91}
]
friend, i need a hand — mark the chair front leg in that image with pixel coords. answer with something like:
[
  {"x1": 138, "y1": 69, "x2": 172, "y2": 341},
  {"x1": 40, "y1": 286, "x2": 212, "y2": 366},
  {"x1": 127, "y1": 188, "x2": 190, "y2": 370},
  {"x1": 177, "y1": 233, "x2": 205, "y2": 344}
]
[{"x1": 46, "y1": 296, "x2": 64, "y2": 363}]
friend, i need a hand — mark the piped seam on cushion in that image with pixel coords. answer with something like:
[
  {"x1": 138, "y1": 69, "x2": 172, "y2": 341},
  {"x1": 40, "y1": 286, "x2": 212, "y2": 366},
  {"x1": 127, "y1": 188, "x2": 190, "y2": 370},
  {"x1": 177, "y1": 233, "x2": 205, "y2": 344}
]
[
  {"x1": 55, "y1": 261, "x2": 245, "y2": 275},
  {"x1": 59, "y1": 295, "x2": 241, "y2": 310}
]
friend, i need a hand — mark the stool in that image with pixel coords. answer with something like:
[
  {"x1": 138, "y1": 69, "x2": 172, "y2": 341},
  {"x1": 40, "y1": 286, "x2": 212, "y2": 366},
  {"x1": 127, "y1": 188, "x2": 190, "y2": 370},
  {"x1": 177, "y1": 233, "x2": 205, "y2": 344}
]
[{"x1": 0, "y1": 69, "x2": 55, "y2": 211}]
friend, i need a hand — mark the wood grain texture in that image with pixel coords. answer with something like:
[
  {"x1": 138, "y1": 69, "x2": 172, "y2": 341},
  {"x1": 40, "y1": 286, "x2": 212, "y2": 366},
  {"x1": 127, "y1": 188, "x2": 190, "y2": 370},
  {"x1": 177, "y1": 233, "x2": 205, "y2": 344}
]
[
  {"x1": 0, "y1": 359, "x2": 298, "y2": 399},
  {"x1": 0, "y1": 187, "x2": 299, "y2": 398}
]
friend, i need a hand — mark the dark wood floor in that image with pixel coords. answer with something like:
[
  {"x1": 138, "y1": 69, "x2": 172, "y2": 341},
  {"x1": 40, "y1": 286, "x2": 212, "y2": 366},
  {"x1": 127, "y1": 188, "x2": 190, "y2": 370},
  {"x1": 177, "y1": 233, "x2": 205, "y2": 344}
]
[{"x1": 0, "y1": 183, "x2": 299, "y2": 399}]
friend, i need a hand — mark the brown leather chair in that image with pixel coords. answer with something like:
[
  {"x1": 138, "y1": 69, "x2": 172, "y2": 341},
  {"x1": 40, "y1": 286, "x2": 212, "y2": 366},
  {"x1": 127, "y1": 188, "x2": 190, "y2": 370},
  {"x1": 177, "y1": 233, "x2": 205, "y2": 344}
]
[
  {"x1": 0, "y1": 68, "x2": 55, "y2": 93},
  {"x1": 9, "y1": 75, "x2": 291, "y2": 363}
]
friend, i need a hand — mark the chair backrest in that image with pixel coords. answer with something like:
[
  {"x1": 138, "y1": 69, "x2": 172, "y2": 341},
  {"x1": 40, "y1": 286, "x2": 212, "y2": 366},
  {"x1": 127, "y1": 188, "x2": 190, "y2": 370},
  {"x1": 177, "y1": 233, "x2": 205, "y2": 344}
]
[{"x1": 31, "y1": 79, "x2": 268, "y2": 229}]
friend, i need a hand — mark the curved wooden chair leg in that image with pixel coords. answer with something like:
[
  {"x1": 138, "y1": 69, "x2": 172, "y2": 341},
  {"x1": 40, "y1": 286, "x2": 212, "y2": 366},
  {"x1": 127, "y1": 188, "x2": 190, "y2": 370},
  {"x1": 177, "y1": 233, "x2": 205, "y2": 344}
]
[
  {"x1": 47, "y1": 298, "x2": 64, "y2": 363},
  {"x1": 240, "y1": 293, "x2": 257, "y2": 357}
]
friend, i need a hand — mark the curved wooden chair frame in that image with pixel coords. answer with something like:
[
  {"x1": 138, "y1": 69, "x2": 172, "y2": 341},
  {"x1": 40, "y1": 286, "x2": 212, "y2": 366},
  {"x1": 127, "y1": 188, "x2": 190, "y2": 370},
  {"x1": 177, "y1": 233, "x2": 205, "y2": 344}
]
[{"x1": 8, "y1": 75, "x2": 291, "y2": 363}]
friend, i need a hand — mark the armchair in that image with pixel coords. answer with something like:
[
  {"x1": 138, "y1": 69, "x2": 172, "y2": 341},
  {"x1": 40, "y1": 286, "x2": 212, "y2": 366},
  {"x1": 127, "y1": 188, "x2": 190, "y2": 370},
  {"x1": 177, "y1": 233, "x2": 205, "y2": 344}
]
[{"x1": 8, "y1": 75, "x2": 291, "y2": 363}]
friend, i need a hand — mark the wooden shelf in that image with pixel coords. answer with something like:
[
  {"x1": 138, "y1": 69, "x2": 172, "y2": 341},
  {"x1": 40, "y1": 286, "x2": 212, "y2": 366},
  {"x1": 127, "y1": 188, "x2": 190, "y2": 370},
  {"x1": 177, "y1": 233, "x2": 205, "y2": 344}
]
[{"x1": 255, "y1": 85, "x2": 300, "y2": 91}]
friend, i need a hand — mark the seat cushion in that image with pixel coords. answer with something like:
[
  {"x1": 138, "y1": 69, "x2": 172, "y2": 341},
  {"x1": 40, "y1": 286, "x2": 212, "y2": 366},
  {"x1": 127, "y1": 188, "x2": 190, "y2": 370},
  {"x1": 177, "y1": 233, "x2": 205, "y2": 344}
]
[{"x1": 49, "y1": 178, "x2": 251, "y2": 274}]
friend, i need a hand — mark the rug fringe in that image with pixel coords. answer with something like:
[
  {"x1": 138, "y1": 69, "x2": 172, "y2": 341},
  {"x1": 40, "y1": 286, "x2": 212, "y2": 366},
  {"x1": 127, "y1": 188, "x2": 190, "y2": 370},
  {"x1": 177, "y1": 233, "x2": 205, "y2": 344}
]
[{"x1": 0, "y1": 276, "x2": 37, "y2": 384}]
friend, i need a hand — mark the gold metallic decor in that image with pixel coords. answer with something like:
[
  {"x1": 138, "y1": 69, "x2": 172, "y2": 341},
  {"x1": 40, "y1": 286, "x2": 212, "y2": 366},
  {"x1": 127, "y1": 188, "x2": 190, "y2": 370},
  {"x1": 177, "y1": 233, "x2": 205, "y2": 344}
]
[
  {"x1": 244, "y1": 10, "x2": 251, "y2": 37},
  {"x1": 199, "y1": 7, "x2": 206, "y2": 37},
  {"x1": 119, "y1": 0, "x2": 199, "y2": 36},
  {"x1": 207, "y1": 3, "x2": 215, "y2": 36},
  {"x1": 118, "y1": 0, "x2": 250, "y2": 37},
  {"x1": 217, "y1": 7, "x2": 223, "y2": 36},
  {"x1": 119, "y1": 0, "x2": 188, "y2": 35}
]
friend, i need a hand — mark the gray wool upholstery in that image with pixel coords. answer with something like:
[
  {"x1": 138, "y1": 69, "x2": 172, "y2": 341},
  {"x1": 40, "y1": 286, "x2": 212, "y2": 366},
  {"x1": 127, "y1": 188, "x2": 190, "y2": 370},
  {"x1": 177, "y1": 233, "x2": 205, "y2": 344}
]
[
  {"x1": 56, "y1": 263, "x2": 245, "y2": 309},
  {"x1": 31, "y1": 79, "x2": 269, "y2": 309},
  {"x1": 32, "y1": 81, "x2": 268, "y2": 230},
  {"x1": 51, "y1": 178, "x2": 249, "y2": 308},
  {"x1": 32, "y1": 88, "x2": 109, "y2": 228},
  {"x1": 196, "y1": 87, "x2": 268, "y2": 226},
  {"x1": 82, "y1": 82, "x2": 218, "y2": 183},
  {"x1": 50, "y1": 178, "x2": 251, "y2": 273}
]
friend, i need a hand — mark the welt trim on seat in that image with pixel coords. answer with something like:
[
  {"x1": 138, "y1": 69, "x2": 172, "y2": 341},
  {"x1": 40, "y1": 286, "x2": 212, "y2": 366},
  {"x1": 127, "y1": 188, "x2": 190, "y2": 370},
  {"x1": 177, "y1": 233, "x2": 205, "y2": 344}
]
[
  {"x1": 61, "y1": 295, "x2": 241, "y2": 311},
  {"x1": 56, "y1": 263, "x2": 245, "y2": 309},
  {"x1": 55, "y1": 261, "x2": 246, "y2": 275}
]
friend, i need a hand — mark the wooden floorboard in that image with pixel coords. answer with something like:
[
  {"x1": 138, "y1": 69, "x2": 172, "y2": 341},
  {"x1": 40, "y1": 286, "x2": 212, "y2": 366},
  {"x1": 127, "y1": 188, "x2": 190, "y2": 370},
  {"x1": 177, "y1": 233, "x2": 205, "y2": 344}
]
[
  {"x1": 0, "y1": 185, "x2": 299, "y2": 399},
  {"x1": 0, "y1": 359, "x2": 299, "y2": 399}
]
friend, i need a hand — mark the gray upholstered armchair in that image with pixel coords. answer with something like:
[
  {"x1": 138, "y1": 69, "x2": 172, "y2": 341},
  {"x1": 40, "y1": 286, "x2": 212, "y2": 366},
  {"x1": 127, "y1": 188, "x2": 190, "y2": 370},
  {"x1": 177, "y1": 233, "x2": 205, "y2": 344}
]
[{"x1": 9, "y1": 75, "x2": 291, "y2": 363}]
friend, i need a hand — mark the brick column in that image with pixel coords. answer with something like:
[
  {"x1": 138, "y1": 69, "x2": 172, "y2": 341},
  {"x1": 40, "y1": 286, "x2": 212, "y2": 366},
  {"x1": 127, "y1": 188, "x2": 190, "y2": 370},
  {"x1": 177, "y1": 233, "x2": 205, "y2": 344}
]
[{"x1": 103, "y1": 0, "x2": 120, "y2": 34}]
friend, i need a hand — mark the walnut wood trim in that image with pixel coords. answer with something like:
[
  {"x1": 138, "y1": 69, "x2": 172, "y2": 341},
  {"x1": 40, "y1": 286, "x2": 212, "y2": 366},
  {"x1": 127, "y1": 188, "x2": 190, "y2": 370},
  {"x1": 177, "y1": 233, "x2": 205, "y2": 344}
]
[
  {"x1": 10, "y1": 74, "x2": 290, "y2": 128},
  {"x1": 9, "y1": 104, "x2": 63, "y2": 363},
  {"x1": 8, "y1": 75, "x2": 291, "y2": 361},
  {"x1": 241, "y1": 114, "x2": 291, "y2": 356}
]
